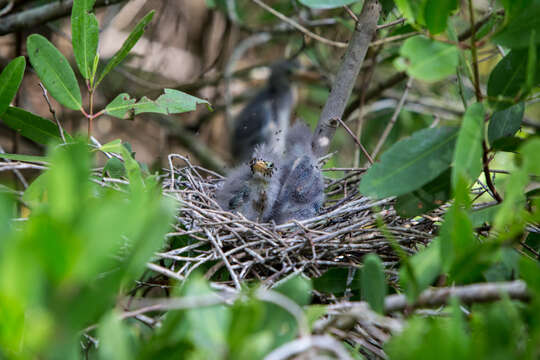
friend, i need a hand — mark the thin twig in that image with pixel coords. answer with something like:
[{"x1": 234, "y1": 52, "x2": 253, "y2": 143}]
[
  {"x1": 370, "y1": 77, "x2": 412, "y2": 160},
  {"x1": 252, "y1": 0, "x2": 347, "y2": 48},
  {"x1": 38, "y1": 82, "x2": 66, "y2": 143},
  {"x1": 336, "y1": 118, "x2": 374, "y2": 165}
]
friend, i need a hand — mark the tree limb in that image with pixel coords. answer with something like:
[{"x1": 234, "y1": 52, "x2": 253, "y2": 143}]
[
  {"x1": 0, "y1": 0, "x2": 126, "y2": 35},
  {"x1": 311, "y1": 0, "x2": 381, "y2": 157}
]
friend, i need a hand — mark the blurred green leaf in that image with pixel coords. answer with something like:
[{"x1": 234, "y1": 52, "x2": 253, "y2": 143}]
[
  {"x1": 424, "y1": 0, "x2": 457, "y2": 34},
  {"x1": 0, "y1": 153, "x2": 48, "y2": 163},
  {"x1": 298, "y1": 0, "x2": 361, "y2": 9},
  {"x1": 395, "y1": 168, "x2": 452, "y2": 217},
  {"x1": 361, "y1": 254, "x2": 386, "y2": 313},
  {"x1": 98, "y1": 312, "x2": 132, "y2": 360},
  {"x1": 0, "y1": 56, "x2": 25, "y2": 115},
  {"x1": 71, "y1": 0, "x2": 99, "y2": 80},
  {"x1": 0, "y1": 107, "x2": 69, "y2": 145},
  {"x1": 493, "y1": 0, "x2": 540, "y2": 49},
  {"x1": 400, "y1": 238, "x2": 442, "y2": 302},
  {"x1": 313, "y1": 268, "x2": 360, "y2": 294},
  {"x1": 360, "y1": 126, "x2": 458, "y2": 198},
  {"x1": 26, "y1": 34, "x2": 82, "y2": 110},
  {"x1": 488, "y1": 102, "x2": 524, "y2": 145},
  {"x1": 452, "y1": 103, "x2": 484, "y2": 189},
  {"x1": 103, "y1": 157, "x2": 125, "y2": 178},
  {"x1": 96, "y1": 11, "x2": 155, "y2": 86},
  {"x1": 105, "y1": 89, "x2": 211, "y2": 120},
  {"x1": 273, "y1": 274, "x2": 312, "y2": 306},
  {"x1": 395, "y1": 36, "x2": 458, "y2": 82},
  {"x1": 487, "y1": 49, "x2": 539, "y2": 110},
  {"x1": 394, "y1": 0, "x2": 427, "y2": 25}
]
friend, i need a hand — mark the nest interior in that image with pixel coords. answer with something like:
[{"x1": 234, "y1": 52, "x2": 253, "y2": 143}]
[{"x1": 159, "y1": 155, "x2": 439, "y2": 289}]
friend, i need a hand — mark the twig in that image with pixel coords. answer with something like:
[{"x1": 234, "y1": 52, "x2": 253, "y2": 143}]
[
  {"x1": 336, "y1": 118, "x2": 373, "y2": 165},
  {"x1": 264, "y1": 335, "x2": 353, "y2": 360},
  {"x1": 38, "y1": 82, "x2": 66, "y2": 143},
  {"x1": 370, "y1": 77, "x2": 412, "y2": 160},
  {"x1": 343, "y1": 5, "x2": 359, "y2": 22},
  {"x1": 251, "y1": 0, "x2": 348, "y2": 48},
  {"x1": 312, "y1": 0, "x2": 381, "y2": 157},
  {"x1": 482, "y1": 141, "x2": 503, "y2": 203},
  {"x1": 467, "y1": 0, "x2": 482, "y2": 102},
  {"x1": 0, "y1": 0, "x2": 126, "y2": 35},
  {"x1": 370, "y1": 31, "x2": 420, "y2": 47},
  {"x1": 377, "y1": 17, "x2": 406, "y2": 30},
  {"x1": 0, "y1": 0, "x2": 13, "y2": 16},
  {"x1": 384, "y1": 280, "x2": 529, "y2": 313}
]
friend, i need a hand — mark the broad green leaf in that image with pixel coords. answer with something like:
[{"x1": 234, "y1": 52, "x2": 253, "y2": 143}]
[
  {"x1": 399, "y1": 238, "x2": 442, "y2": 302},
  {"x1": 0, "y1": 107, "x2": 69, "y2": 145},
  {"x1": 298, "y1": 0, "x2": 361, "y2": 9},
  {"x1": 0, "y1": 57, "x2": 25, "y2": 115},
  {"x1": 361, "y1": 254, "x2": 386, "y2": 313},
  {"x1": 487, "y1": 102, "x2": 524, "y2": 145},
  {"x1": 424, "y1": 0, "x2": 457, "y2": 34},
  {"x1": 452, "y1": 103, "x2": 484, "y2": 188},
  {"x1": 0, "y1": 153, "x2": 48, "y2": 163},
  {"x1": 394, "y1": 36, "x2": 459, "y2": 82},
  {"x1": 98, "y1": 311, "x2": 132, "y2": 360},
  {"x1": 394, "y1": 0, "x2": 427, "y2": 25},
  {"x1": 313, "y1": 268, "x2": 361, "y2": 294},
  {"x1": 487, "y1": 49, "x2": 539, "y2": 110},
  {"x1": 100, "y1": 139, "x2": 143, "y2": 191},
  {"x1": 71, "y1": 0, "x2": 99, "y2": 79},
  {"x1": 103, "y1": 157, "x2": 125, "y2": 178},
  {"x1": 395, "y1": 167, "x2": 451, "y2": 217},
  {"x1": 493, "y1": 1, "x2": 540, "y2": 49},
  {"x1": 105, "y1": 89, "x2": 211, "y2": 120},
  {"x1": 26, "y1": 34, "x2": 82, "y2": 110},
  {"x1": 273, "y1": 274, "x2": 312, "y2": 306},
  {"x1": 96, "y1": 11, "x2": 155, "y2": 86},
  {"x1": 526, "y1": 30, "x2": 537, "y2": 91},
  {"x1": 359, "y1": 126, "x2": 458, "y2": 199}
]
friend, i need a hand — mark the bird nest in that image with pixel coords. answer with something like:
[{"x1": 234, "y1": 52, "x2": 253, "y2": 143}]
[{"x1": 159, "y1": 154, "x2": 439, "y2": 288}]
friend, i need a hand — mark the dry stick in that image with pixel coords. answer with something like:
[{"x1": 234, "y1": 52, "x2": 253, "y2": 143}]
[
  {"x1": 370, "y1": 77, "x2": 412, "y2": 160},
  {"x1": 312, "y1": 0, "x2": 381, "y2": 157},
  {"x1": 0, "y1": 0, "x2": 126, "y2": 35},
  {"x1": 38, "y1": 82, "x2": 66, "y2": 143},
  {"x1": 384, "y1": 280, "x2": 529, "y2": 313},
  {"x1": 251, "y1": 0, "x2": 347, "y2": 48},
  {"x1": 336, "y1": 118, "x2": 374, "y2": 165}
]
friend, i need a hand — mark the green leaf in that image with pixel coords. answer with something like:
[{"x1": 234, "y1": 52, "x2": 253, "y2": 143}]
[
  {"x1": 26, "y1": 34, "x2": 82, "y2": 110},
  {"x1": 452, "y1": 103, "x2": 484, "y2": 188},
  {"x1": 361, "y1": 254, "x2": 386, "y2": 314},
  {"x1": 100, "y1": 139, "x2": 143, "y2": 191},
  {"x1": 71, "y1": 0, "x2": 99, "y2": 80},
  {"x1": 298, "y1": 0, "x2": 361, "y2": 9},
  {"x1": 0, "y1": 153, "x2": 48, "y2": 163},
  {"x1": 487, "y1": 102, "x2": 524, "y2": 145},
  {"x1": 493, "y1": 0, "x2": 540, "y2": 49},
  {"x1": 399, "y1": 238, "x2": 442, "y2": 302},
  {"x1": 313, "y1": 268, "x2": 361, "y2": 294},
  {"x1": 98, "y1": 311, "x2": 132, "y2": 360},
  {"x1": 103, "y1": 157, "x2": 125, "y2": 178},
  {"x1": 424, "y1": 0, "x2": 457, "y2": 34},
  {"x1": 395, "y1": 167, "x2": 451, "y2": 217},
  {"x1": 0, "y1": 57, "x2": 25, "y2": 115},
  {"x1": 395, "y1": 36, "x2": 459, "y2": 82},
  {"x1": 487, "y1": 49, "x2": 539, "y2": 110},
  {"x1": 105, "y1": 89, "x2": 211, "y2": 119},
  {"x1": 0, "y1": 107, "x2": 69, "y2": 145},
  {"x1": 394, "y1": 0, "x2": 427, "y2": 25},
  {"x1": 96, "y1": 11, "x2": 155, "y2": 86},
  {"x1": 526, "y1": 30, "x2": 537, "y2": 92},
  {"x1": 359, "y1": 126, "x2": 458, "y2": 199}
]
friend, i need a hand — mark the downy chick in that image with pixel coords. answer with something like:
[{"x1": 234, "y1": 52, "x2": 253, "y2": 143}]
[
  {"x1": 271, "y1": 122, "x2": 325, "y2": 224},
  {"x1": 217, "y1": 144, "x2": 283, "y2": 222}
]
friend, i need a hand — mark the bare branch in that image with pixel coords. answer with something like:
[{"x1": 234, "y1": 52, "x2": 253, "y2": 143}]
[{"x1": 312, "y1": 0, "x2": 381, "y2": 157}]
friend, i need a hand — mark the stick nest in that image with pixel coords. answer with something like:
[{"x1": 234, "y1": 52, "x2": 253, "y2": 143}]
[{"x1": 160, "y1": 155, "x2": 440, "y2": 288}]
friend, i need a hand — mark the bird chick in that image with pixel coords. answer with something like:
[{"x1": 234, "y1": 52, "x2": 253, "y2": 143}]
[
  {"x1": 271, "y1": 122, "x2": 324, "y2": 224},
  {"x1": 217, "y1": 144, "x2": 283, "y2": 222},
  {"x1": 231, "y1": 60, "x2": 298, "y2": 163}
]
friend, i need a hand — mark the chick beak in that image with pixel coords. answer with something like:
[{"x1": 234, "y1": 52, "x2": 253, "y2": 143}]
[{"x1": 250, "y1": 160, "x2": 274, "y2": 177}]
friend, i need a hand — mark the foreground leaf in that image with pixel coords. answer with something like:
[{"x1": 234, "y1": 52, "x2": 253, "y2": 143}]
[
  {"x1": 0, "y1": 153, "x2": 48, "y2": 163},
  {"x1": 105, "y1": 89, "x2": 210, "y2": 119},
  {"x1": 395, "y1": 36, "x2": 459, "y2": 82},
  {"x1": 361, "y1": 254, "x2": 386, "y2": 313},
  {"x1": 493, "y1": 1, "x2": 540, "y2": 49},
  {"x1": 96, "y1": 11, "x2": 155, "y2": 86},
  {"x1": 488, "y1": 102, "x2": 525, "y2": 145},
  {"x1": 0, "y1": 57, "x2": 25, "y2": 115},
  {"x1": 359, "y1": 126, "x2": 458, "y2": 198},
  {"x1": 71, "y1": 0, "x2": 99, "y2": 79},
  {"x1": 298, "y1": 0, "x2": 360, "y2": 9},
  {"x1": 27, "y1": 34, "x2": 82, "y2": 110},
  {"x1": 424, "y1": 0, "x2": 458, "y2": 34},
  {"x1": 0, "y1": 107, "x2": 69, "y2": 145},
  {"x1": 452, "y1": 103, "x2": 484, "y2": 189}
]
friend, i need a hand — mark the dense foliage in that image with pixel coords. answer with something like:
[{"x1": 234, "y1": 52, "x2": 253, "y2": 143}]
[{"x1": 0, "y1": 0, "x2": 539, "y2": 359}]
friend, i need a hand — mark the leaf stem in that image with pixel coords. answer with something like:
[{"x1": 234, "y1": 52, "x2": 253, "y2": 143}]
[{"x1": 467, "y1": 0, "x2": 482, "y2": 102}]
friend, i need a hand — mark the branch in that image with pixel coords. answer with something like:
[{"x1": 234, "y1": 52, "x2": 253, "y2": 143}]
[
  {"x1": 384, "y1": 280, "x2": 529, "y2": 313},
  {"x1": 0, "y1": 0, "x2": 126, "y2": 35},
  {"x1": 312, "y1": 0, "x2": 381, "y2": 157}
]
